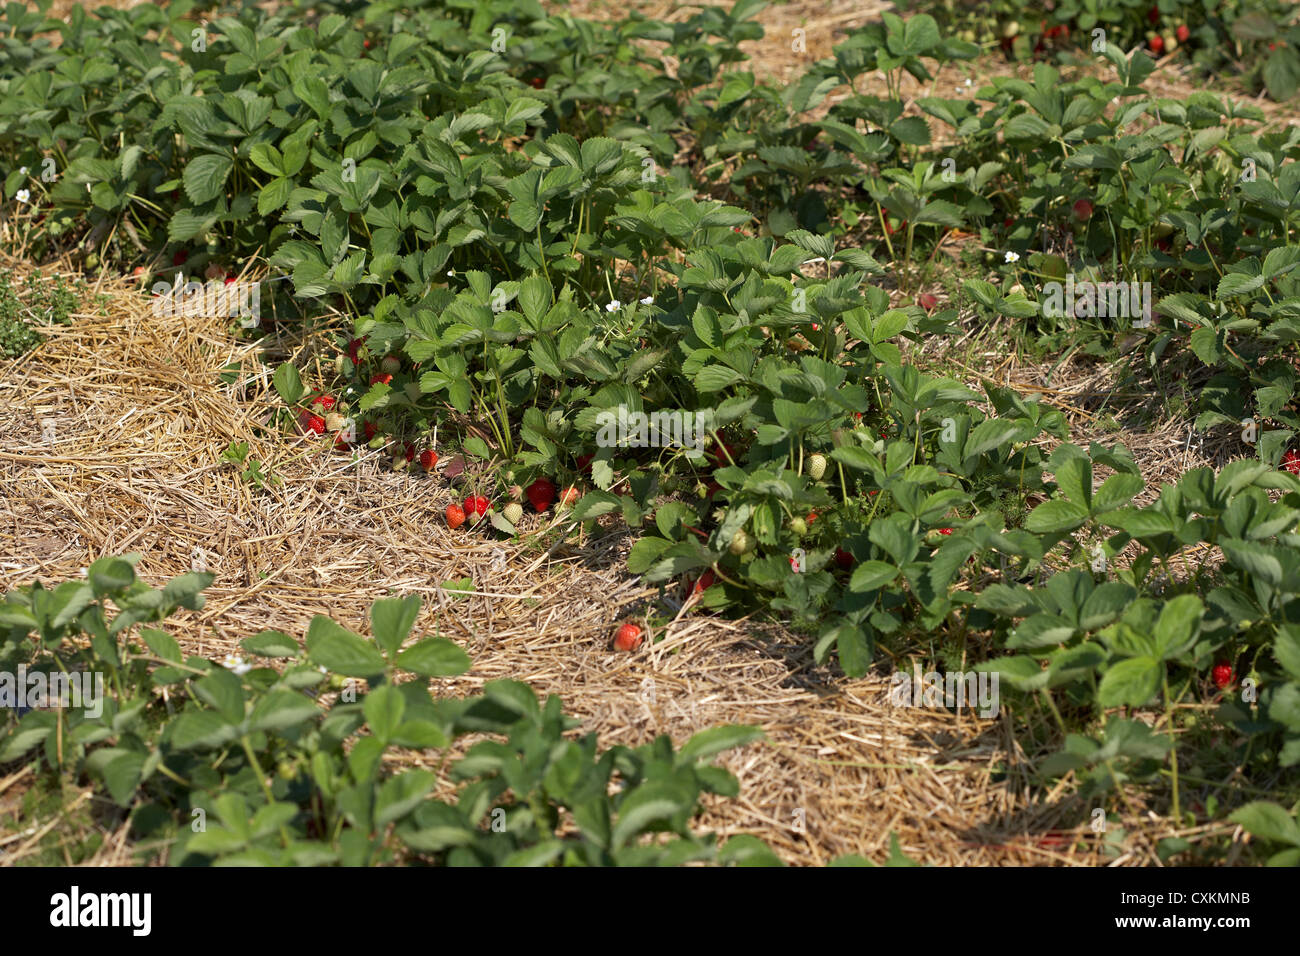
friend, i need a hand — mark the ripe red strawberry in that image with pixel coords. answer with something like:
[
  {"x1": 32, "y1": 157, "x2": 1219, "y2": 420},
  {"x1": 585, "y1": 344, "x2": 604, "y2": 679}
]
[
  {"x1": 131, "y1": 266, "x2": 148, "y2": 278},
  {"x1": 938, "y1": 527, "x2": 953, "y2": 535},
  {"x1": 1072, "y1": 198, "x2": 1093, "y2": 221},
  {"x1": 363, "y1": 39, "x2": 371, "y2": 49},
  {"x1": 463, "y1": 495, "x2": 488, "y2": 522},
  {"x1": 419, "y1": 449, "x2": 438, "y2": 471},
  {"x1": 312, "y1": 395, "x2": 336, "y2": 411},
  {"x1": 575, "y1": 453, "x2": 594, "y2": 474},
  {"x1": 1212, "y1": 663, "x2": 1233, "y2": 689},
  {"x1": 526, "y1": 478, "x2": 556, "y2": 511},
  {"x1": 299, "y1": 410, "x2": 326, "y2": 435},
  {"x1": 363, "y1": 421, "x2": 378, "y2": 441},
  {"x1": 224, "y1": 275, "x2": 237, "y2": 285},
  {"x1": 370, "y1": 373, "x2": 393, "y2": 386},
  {"x1": 807, "y1": 512, "x2": 817, "y2": 523},
  {"x1": 558, "y1": 485, "x2": 580, "y2": 510},
  {"x1": 834, "y1": 547, "x2": 855, "y2": 570},
  {"x1": 1176, "y1": 24, "x2": 1190, "y2": 43},
  {"x1": 614, "y1": 622, "x2": 643, "y2": 652},
  {"x1": 1282, "y1": 450, "x2": 1300, "y2": 475},
  {"x1": 445, "y1": 504, "x2": 466, "y2": 530},
  {"x1": 692, "y1": 569, "x2": 716, "y2": 594},
  {"x1": 172, "y1": 249, "x2": 188, "y2": 266},
  {"x1": 347, "y1": 338, "x2": 364, "y2": 363},
  {"x1": 707, "y1": 441, "x2": 739, "y2": 468},
  {"x1": 1148, "y1": 6, "x2": 1159, "y2": 24},
  {"x1": 530, "y1": 76, "x2": 545, "y2": 89},
  {"x1": 404, "y1": 442, "x2": 416, "y2": 462},
  {"x1": 917, "y1": 293, "x2": 938, "y2": 311},
  {"x1": 1149, "y1": 34, "x2": 1164, "y2": 54}
]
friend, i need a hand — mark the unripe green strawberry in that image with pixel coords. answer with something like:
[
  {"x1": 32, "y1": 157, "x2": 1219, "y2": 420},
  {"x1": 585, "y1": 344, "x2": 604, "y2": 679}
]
[
  {"x1": 808, "y1": 453, "x2": 827, "y2": 481},
  {"x1": 789, "y1": 516, "x2": 807, "y2": 536},
  {"x1": 277, "y1": 760, "x2": 296, "y2": 780},
  {"x1": 503, "y1": 502, "x2": 523, "y2": 525},
  {"x1": 729, "y1": 529, "x2": 754, "y2": 555},
  {"x1": 381, "y1": 355, "x2": 401, "y2": 375}
]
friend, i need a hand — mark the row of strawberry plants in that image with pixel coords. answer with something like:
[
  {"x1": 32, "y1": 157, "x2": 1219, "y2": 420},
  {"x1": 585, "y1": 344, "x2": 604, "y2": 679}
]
[
  {"x1": 0, "y1": 557, "x2": 790, "y2": 866},
  {"x1": 910, "y1": 0, "x2": 1300, "y2": 101},
  {"x1": 8, "y1": 2, "x2": 1296, "y2": 461}
]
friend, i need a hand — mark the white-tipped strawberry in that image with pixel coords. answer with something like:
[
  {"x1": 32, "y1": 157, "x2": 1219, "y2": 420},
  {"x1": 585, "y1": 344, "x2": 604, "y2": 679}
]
[
  {"x1": 324, "y1": 412, "x2": 347, "y2": 432},
  {"x1": 808, "y1": 453, "x2": 827, "y2": 481}
]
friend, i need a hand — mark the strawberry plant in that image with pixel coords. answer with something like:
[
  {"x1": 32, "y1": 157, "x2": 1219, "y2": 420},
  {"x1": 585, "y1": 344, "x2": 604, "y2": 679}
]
[{"x1": 0, "y1": 559, "x2": 776, "y2": 866}]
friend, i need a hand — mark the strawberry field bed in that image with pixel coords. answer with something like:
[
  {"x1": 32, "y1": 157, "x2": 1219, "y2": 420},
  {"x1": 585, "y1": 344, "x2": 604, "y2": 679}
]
[{"x1": 2, "y1": 0, "x2": 1300, "y2": 867}]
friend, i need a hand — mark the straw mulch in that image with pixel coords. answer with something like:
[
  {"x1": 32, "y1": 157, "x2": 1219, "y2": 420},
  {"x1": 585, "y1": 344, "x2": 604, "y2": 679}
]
[{"x1": 0, "y1": 257, "x2": 1200, "y2": 866}]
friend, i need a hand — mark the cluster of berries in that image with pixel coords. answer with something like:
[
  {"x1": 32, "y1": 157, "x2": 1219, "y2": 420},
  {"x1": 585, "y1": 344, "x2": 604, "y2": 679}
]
[
  {"x1": 443, "y1": 477, "x2": 579, "y2": 530},
  {"x1": 1146, "y1": 10, "x2": 1192, "y2": 55}
]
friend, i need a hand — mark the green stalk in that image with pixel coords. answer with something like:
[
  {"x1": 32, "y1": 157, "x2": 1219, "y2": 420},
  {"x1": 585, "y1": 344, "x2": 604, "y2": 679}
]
[
  {"x1": 1163, "y1": 672, "x2": 1181, "y2": 823},
  {"x1": 241, "y1": 734, "x2": 292, "y2": 849}
]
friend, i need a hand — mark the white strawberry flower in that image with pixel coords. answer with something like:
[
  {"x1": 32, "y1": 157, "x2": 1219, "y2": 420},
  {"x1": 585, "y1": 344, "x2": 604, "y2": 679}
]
[
  {"x1": 222, "y1": 654, "x2": 252, "y2": 676},
  {"x1": 605, "y1": 300, "x2": 622, "y2": 312},
  {"x1": 1004, "y1": 250, "x2": 1020, "y2": 263},
  {"x1": 15, "y1": 188, "x2": 29, "y2": 203},
  {"x1": 639, "y1": 296, "x2": 653, "y2": 305},
  {"x1": 19, "y1": 166, "x2": 28, "y2": 175}
]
